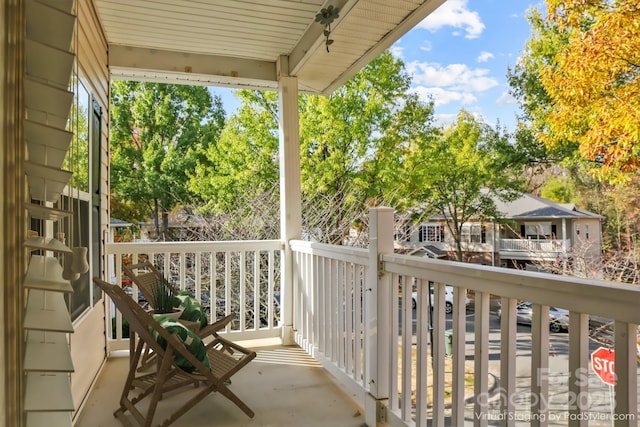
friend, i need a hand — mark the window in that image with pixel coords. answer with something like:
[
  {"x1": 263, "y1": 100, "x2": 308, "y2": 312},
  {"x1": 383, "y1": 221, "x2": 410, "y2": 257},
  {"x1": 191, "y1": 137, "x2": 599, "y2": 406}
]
[
  {"x1": 419, "y1": 224, "x2": 444, "y2": 242},
  {"x1": 525, "y1": 222, "x2": 551, "y2": 239},
  {"x1": 56, "y1": 75, "x2": 102, "y2": 321},
  {"x1": 461, "y1": 223, "x2": 482, "y2": 243}
]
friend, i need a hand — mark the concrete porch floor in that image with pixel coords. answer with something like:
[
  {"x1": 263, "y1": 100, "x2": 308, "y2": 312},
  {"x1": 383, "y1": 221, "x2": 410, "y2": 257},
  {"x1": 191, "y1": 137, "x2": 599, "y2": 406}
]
[{"x1": 74, "y1": 338, "x2": 366, "y2": 427}]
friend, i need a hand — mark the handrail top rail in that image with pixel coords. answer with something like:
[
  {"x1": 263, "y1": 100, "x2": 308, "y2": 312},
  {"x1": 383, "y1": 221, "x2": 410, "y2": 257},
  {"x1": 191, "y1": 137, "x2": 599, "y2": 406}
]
[
  {"x1": 383, "y1": 252, "x2": 640, "y2": 324},
  {"x1": 290, "y1": 239, "x2": 369, "y2": 264},
  {"x1": 105, "y1": 239, "x2": 283, "y2": 255}
]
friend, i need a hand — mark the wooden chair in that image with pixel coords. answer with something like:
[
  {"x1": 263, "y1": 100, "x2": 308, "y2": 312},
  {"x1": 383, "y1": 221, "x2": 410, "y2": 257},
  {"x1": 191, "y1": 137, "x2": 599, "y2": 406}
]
[
  {"x1": 94, "y1": 277, "x2": 256, "y2": 426},
  {"x1": 123, "y1": 261, "x2": 234, "y2": 338}
]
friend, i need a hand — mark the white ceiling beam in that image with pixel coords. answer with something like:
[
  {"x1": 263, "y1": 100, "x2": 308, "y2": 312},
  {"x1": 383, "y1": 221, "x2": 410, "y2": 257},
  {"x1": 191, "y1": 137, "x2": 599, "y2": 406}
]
[
  {"x1": 288, "y1": 0, "x2": 358, "y2": 76},
  {"x1": 321, "y1": 0, "x2": 447, "y2": 95},
  {"x1": 108, "y1": 44, "x2": 277, "y2": 87}
]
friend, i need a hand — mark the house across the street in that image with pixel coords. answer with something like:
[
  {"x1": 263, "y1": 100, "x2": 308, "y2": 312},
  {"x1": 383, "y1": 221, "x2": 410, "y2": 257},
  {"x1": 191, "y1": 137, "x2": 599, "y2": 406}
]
[{"x1": 397, "y1": 193, "x2": 603, "y2": 271}]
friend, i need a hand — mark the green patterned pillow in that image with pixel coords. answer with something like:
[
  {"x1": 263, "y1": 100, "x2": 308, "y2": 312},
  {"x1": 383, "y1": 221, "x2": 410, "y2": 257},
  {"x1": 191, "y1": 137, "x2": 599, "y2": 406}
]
[
  {"x1": 176, "y1": 291, "x2": 208, "y2": 329},
  {"x1": 150, "y1": 315, "x2": 210, "y2": 373}
]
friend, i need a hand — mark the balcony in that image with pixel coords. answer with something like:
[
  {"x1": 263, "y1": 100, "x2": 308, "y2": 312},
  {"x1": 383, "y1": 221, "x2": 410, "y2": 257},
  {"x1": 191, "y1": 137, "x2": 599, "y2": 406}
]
[
  {"x1": 78, "y1": 209, "x2": 639, "y2": 426},
  {"x1": 499, "y1": 238, "x2": 570, "y2": 261}
]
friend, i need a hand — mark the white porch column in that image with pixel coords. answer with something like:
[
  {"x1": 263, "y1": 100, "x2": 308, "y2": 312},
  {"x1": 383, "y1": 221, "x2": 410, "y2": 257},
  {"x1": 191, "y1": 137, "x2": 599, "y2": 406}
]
[
  {"x1": 277, "y1": 56, "x2": 301, "y2": 346},
  {"x1": 365, "y1": 207, "x2": 393, "y2": 426}
]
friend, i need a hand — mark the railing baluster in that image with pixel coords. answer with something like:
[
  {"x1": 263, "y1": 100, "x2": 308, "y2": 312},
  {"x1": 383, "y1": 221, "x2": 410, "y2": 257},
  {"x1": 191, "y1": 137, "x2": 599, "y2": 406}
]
[
  {"x1": 451, "y1": 286, "x2": 467, "y2": 426},
  {"x1": 338, "y1": 260, "x2": 345, "y2": 368},
  {"x1": 354, "y1": 264, "x2": 362, "y2": 383},
  {"x1": 239, "y1": 250, "x2": 246, "y2": 331},
  {"x1": 614, "y1": 321, "x2": 638, "y2": 427},
  {"x1": 209, "y1": 252, "x2": 216, "y2": 325},
  {"x1": 253, "y1": 251, "x2": 259, "y2": 331},
  {"x1": 323, "y1": 256, "x2": 330, "y2": 357},
  {"x1": 401, "y1": 275, "x2": 413, "y2": 421},
  {"x1": 432, "y1": 282, "x2": 446, "y2": 427},
  {"x1": 346, "y1": 262, "x2": 354, "y2": 375},
  {"x1": 224, "y1": 251, "x2": 231, "y2": 323},
  {"x1": 500, "y1": 297, "x2": 517, "y2": 427},
  {"x1": 389, "y1": 273, "x2": 399, "y2": 413},
  {"x1": 415, "y1": 278, "x2": 429, "y2": 427},
  {"x1": 474, "y1": 291, "x2": 490, "y2": 427},
  {"x1": 303, "y1": 251, "x2": 310, "y2": 349},
  {"x1": 568, "y1": 311, "x2": 589, "y2": 427},
  {"x1": 531, "y1": 304, "x2": 549, "y2": 427},
  {"x1": 179, "y1": 252, "x2": 186, "y2": 291},
  {"x1": 331, "y1": 258, "x2": 338, "y2": 362},
  {"x1": 316, "y1": 255, "x2": 324, "y2": 354},
  {"x1": 195, "y1": 251, "x2": 201, "y2": 303},
  {"x1": 268, "y1": 250, "x2": 275, "y2": 329}
]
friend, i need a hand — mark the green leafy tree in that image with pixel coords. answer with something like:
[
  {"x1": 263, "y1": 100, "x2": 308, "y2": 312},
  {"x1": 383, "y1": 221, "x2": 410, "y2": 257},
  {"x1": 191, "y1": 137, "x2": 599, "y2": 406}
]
[
  {"x1": 540, "y1": 174, "x2": 576, "y2": 203},
  {"x1": 507, "y1": 7, "x2": 579, "y2": 181},
  {"x1": 110, "y1": 81, "x2": 225, "y2": 239},
  {"x1": 300, "y1": 52, "x2": 436, "y2": 243},
  {"x1": 188, "y1": 90, "x2": 279, "y2": 217},
  {"x1": 407, "y1": 110, "x2": 527, "y2": 261},
  {"x1": 190, "y1": 51, "x2": 437, "y2": 244}
]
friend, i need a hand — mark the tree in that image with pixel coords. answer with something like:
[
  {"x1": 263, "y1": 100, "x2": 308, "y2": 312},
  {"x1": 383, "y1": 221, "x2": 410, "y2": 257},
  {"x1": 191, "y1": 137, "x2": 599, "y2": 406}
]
[
  {"x1": 189, "y1": 51, "x2": 437, "y2": 244},
  {"x1": 506, "y1": 7, "x2": 580, "y2": 189},
  {"x1": 110, "y1": 81, "x2": 225, "y2": 239},
  {"x1": 188, "y1": 90, "x2": 280, "y2": 219},
  {"x1": 540, "y1": 0, "x2": 640, "y2": 183},
  {"x1": 299, "y1": 52, "x2": 436, "y2": 244},
  {"x1": 407, "y1": 110, "x2": 527, "y2": 262}
]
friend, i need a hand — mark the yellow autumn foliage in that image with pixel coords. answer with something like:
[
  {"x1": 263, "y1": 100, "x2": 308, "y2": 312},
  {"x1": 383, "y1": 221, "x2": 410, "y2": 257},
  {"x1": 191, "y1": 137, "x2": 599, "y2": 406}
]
[{"x1": 540, "y1": 0, "x2": 640, "y2": 183}]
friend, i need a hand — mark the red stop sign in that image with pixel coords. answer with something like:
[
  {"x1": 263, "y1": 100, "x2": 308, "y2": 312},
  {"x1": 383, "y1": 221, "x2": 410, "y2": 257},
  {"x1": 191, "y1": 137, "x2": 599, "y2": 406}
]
[{"x1": 591, "y1": 347, "x2": 615, "y2": 386}]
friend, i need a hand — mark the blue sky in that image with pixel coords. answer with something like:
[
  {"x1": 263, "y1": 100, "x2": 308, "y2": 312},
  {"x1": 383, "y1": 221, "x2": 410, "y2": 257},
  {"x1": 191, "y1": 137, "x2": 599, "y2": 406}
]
[
  {"x1": 395, "y1": 0, "x2": 538, "y2": 131},
  {"x1": 212, "y1": 0, "x2": 537, "y2": 133}
]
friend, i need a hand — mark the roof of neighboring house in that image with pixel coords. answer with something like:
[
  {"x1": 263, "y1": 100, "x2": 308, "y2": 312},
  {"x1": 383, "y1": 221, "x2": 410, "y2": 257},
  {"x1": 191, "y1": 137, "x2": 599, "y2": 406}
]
[
  {"x1": 407, "y1": 245, "x2": 447, "y2": 259},
  {"x1": 493, "y1": 193, "x2": 603, "y2": 220},
  {"x1": 110, "y1": 218, "x2": 133, "y2": 227}
]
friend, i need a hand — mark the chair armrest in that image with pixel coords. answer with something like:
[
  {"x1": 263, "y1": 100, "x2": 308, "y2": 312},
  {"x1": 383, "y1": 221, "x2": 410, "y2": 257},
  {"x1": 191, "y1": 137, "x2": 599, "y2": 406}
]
[{"x1": 197, "y1": 313, "x2": 234, "y2": 338}]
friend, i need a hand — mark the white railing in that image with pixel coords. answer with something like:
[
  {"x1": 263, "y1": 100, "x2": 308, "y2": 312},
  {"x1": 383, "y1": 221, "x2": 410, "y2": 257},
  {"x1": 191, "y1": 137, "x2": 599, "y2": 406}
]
[
  {"x1": 105, "y1": 240, "x2": 283, "y2": 352},
  {"x1": 500, "y1": 238, "x2": 569, "y2": 253},
  {"x1": 290, "y1": 240, "x2": 371, "y2": 404},
  {"x1": 104, "y1": 209, "x2": 639, "y2": 427},
  {"x1": 291, "y1": 209, "x2": 639, "y2": 427}
]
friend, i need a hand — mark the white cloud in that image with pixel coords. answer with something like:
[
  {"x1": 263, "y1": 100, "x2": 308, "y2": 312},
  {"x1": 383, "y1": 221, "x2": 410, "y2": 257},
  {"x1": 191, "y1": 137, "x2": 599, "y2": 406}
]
[
  {"x1": 389, "y1": 45, "x2": 405, "y2": 60},
  {"x1": 419, "y1": 40, "x2": 433, "y2": 52},
  {"x1": 433, "y1": 113, "x2": 458, "y2": 128},
  {"x1": 409, "y1": 86, "x2": 477, "y2": 107},
  {"x1": 417, "y1": 0, "x2": 485, "y2": 39},
  {"x1": 496, "y1": 91, "x2": 517, "y2": 105},
  {"x1": 406, "y1": 61, "x2": 499, "y2": 92},
  {"x1": 477, "y1": 51, "x2": 494, "y2": 63},
  {"x1": 405, "y1": 61, "x2": 498, "y2": 108}
]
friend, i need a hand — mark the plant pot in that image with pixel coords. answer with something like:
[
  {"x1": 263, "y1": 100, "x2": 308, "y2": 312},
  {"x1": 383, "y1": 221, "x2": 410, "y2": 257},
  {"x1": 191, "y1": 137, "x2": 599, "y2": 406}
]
[{"x1": 152, "y1": 308, "x2": 183, "y2": 320}]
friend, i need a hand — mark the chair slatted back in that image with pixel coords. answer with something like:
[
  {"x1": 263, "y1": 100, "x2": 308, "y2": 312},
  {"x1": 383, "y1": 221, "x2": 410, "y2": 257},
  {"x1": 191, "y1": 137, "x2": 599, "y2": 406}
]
[
  {"x1": 123, "y1": 261, "x2": 178, "y2": 305},
  {"x1": 94, "y1": 277, "x2": 169, "y2": 357}
]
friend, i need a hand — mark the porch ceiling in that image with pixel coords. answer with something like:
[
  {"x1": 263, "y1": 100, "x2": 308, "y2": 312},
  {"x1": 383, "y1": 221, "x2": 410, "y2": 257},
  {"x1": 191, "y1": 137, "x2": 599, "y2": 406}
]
[{"x1": 94, "y1": 0, "x2": 446, "y2": 94}]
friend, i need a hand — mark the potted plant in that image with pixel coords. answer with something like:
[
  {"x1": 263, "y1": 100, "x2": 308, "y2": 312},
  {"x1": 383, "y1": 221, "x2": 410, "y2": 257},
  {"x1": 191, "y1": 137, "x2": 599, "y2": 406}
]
[{"x1": 149, "y1": 276, "x2": 182, "y2": 319}]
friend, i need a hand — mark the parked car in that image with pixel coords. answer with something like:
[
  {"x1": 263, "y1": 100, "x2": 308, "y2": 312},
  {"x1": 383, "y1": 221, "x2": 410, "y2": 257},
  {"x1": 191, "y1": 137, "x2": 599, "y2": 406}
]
[
  {"x1": 411, "y1": 285, "x2": 469, "y2": 314},
  {"x1": 496, "y1": 301, "x2": 569, "y2": 333}
]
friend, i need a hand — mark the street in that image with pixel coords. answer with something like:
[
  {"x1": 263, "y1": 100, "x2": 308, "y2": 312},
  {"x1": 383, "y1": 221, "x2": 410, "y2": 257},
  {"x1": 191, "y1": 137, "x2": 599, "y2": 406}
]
[{"x1": 406, "y1": 300, "x2": 639, "y2": 426}]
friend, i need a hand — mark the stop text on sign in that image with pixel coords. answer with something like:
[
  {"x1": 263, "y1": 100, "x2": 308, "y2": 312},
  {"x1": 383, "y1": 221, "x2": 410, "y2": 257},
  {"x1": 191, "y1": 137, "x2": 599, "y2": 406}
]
[{"x1": 591, "y1": 347, "x2": 615, "y2": 386}]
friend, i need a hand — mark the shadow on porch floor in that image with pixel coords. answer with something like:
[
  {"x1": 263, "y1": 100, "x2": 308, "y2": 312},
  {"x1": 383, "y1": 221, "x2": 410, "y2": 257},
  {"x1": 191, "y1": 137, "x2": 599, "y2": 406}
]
[{"x1": 75, "y1": 338, "x2": 365, "y2": 427}]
